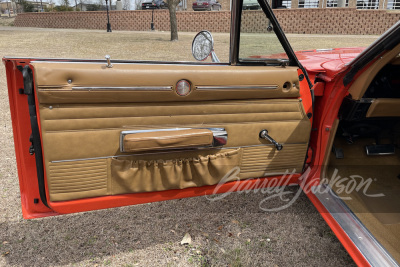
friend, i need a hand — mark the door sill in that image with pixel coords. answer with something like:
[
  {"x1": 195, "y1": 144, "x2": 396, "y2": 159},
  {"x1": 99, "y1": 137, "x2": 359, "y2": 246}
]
[{"x1": 313, "y1": 184, "x2": 399, "y2": 267}]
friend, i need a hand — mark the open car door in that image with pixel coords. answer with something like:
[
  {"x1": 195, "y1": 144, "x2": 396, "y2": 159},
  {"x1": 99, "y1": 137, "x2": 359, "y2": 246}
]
[{"x1": 4, "y1": 0, "x2": 313, "y2": 219}]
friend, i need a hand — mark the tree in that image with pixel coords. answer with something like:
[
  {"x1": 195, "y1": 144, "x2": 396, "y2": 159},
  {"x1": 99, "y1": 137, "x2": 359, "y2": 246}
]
[
  {"x1": 122, "y1": 0, "x2": 129, "y2": 9},
  {"x1": 86, "y1": 3, "x2": 100, "y2": 9},
  {"x1": 97, "y1": 0, "x2": 105, "y2": 9},
  {"x1": 10, "y1": 0, "x2": 17, "y2": 14},
  {"x1": 23, "y1": 1, "x2": 35, "y2": 11},
  {"x1": 6, "y1": 0, "x2": 10, "y2": 16},
  {"x1": 47, "y1": 0, "x2": 55, "y2": 11},
  {"x1": 80, "y1": 0, "x2": 83, "y2": 10},
  {"x1": 54, "y1": 5, "x2": 73, "y2": 10},
  {"x1": 167, "y1": 0, "x2": 180, "y2": 41},
  {"x1": 134, "y1": 0, "x2": 142, "y2": 9},
  {"x1": 15, "y1": 0, "x2": 34, "y2": 12}
]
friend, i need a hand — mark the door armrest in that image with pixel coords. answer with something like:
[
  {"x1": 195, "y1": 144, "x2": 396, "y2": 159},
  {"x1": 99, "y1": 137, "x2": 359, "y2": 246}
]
[{"x1": 120, "y1": 128, "x2": 227, "y2": 153}]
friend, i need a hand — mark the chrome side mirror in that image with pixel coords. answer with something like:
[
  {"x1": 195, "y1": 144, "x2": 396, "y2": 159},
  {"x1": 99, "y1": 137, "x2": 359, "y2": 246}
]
[{"x1": 192, "y1": 31, "x2": 220, "y2": 63}]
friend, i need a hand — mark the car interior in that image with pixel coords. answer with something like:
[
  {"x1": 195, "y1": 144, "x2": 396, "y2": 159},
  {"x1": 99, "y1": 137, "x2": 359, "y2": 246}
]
[{"x1": 322, "y1": 43, "x2": 400, "y2": 262}]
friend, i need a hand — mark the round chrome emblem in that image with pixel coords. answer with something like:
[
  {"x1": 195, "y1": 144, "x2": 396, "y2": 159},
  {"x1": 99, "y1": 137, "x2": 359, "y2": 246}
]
[{"x1": 176, "y1": 80, "x2": 191, "y2": 96}]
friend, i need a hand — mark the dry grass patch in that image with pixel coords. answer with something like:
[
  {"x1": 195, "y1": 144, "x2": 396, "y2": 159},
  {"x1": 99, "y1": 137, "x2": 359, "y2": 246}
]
[{"x1": 0, "y1": 17, "x2": 15, "y2": 27}]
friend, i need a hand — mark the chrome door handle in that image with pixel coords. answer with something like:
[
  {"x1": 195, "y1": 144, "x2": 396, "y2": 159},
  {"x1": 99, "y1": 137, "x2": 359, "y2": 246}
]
[{"x1": 259, "y1": 129, "x2": 283, "y2": 151}]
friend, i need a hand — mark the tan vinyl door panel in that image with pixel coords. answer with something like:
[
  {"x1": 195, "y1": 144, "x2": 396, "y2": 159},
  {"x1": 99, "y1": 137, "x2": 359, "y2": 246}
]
[
  {"x1": 366, "y1": 99, "x2": 400, "y2": 117},
  {"x1": 32, "y1": 63, "x2": 300, "y2": 103},
  {"x1": 31, "y1": 62, "x2": 311, "y2": 202}
]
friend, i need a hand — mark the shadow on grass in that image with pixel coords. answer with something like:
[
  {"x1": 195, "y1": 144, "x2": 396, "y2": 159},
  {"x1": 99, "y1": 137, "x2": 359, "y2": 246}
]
[{"x1": 0, "y1": 187, "x2": 354, "y2": 266}]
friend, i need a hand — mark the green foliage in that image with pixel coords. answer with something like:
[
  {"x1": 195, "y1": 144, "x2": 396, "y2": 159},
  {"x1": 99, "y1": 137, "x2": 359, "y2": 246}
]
[
  {"x1": 86, "y1": 4, "x2": 101, "y2": 11},
  {"x1": 54, "y1": 5, "x2": 74, "y2": 11},
  {"x1": 22, "y1": 1, "x2": 35, "y2": 12}
]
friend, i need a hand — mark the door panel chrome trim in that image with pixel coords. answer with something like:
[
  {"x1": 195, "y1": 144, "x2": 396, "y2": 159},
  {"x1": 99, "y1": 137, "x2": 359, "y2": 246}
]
[
  {"x1": 71, "y1": 86, "x2": 173, "y2": 91},
  {"x1": 39, "y1": 88, "x2": 75, "y2": 92},
  {"x1": 313, "y1": 184, "x2": 399, "y2": 267},
  {"x1": 25, "y1": 58, "x2": 228, "y2": 65},
  {"x1": 196, "y1": 85, "x2": 278, "y2": 90}
]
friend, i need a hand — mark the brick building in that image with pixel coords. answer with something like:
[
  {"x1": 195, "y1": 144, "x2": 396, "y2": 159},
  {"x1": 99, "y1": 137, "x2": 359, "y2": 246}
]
[
  {"x1": 184, "y1": 0, "x2": 399, "y2": 10},
  {"x1": 275, "y1": 0, "x2": 399, "y2": 9},
  {"x1": 183, "y1": 0, "x2": 399, "y2": 11}
]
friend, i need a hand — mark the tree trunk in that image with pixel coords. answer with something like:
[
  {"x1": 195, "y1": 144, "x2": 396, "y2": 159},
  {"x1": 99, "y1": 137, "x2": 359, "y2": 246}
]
[
  {"x1": 12, "y1": 0, "x2": 17, "y2": 15},
  {"x1": 168, "y1": 1, "x2": 178, "y2": 41}
]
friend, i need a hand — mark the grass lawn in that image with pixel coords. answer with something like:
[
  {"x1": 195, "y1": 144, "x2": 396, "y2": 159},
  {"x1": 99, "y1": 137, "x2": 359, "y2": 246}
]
[{"x1": 0, "y1": 26, "x2": 378, "y2": 62}]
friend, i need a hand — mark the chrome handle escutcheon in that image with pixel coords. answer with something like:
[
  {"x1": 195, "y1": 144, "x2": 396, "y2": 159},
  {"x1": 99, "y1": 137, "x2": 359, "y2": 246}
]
[{"x1": 259, "y1": 129, "x2": 283, "y2": 151}]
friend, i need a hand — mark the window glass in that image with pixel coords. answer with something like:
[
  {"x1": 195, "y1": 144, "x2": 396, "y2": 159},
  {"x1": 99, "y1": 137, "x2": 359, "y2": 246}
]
[
  {"x1": 356, "y1": 0, "x2": 379, "y2": 8},
  {"x1": 387, "y1": 0, "x2": 400, "y2": 9},
  {"x1": 239, "y1": 8, "x2": 288, "y2": 62},
  {"x1": 298, "y1": 0, "x2": 319, "y2": 7}
]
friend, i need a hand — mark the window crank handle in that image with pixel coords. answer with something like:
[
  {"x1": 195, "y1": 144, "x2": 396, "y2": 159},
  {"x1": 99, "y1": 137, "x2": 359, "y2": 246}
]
[{"x1": 259, "y1": 129, "x2": 283, "y2": 151}]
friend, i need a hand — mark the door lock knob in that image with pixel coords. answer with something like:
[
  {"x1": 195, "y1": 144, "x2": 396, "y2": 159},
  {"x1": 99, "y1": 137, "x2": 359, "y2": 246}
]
[
  {"x1": 259, "y1": 129, "x2": 283, "y2": 151},
  {"x1": 105, "y1": 55, "x2": 113, "y2": 68}
]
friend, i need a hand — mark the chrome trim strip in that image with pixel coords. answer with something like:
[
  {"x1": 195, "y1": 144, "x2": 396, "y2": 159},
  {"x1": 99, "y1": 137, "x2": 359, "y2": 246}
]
[
  {"x1": 52, "y1": 156, "x2": 111, "y2": 163},
  {"x1": 119, "y1": 128, "x2": 227, "y2": 153},
  {"x1": 20, "y1": 58, "x2": 227, "y2": 66},
  {"x1": 313, "y1": 184, "x2": 399, "y2": 267},
  {"x1": 71, "y1": 86, "x2": 172, "y2": 91},
  {"x1": 39, "y1": 88, "x2": 74, "y2": 92},
  {"x1": 50, "y1": 143, "x2": 307, "y2": 163},
  {"x1": 196, "y1": 85, "x2": 278, "y2": 90}
]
